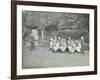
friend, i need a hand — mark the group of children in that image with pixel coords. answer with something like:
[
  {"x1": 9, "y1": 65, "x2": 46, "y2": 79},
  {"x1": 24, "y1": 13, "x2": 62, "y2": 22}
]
[{"x1": 49, "y1": 36, "x2": 84, "y2": 53}]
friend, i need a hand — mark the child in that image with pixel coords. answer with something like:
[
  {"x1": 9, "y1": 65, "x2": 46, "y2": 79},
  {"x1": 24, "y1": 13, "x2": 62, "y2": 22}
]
[
  {"x1": 53, "y1": 40, "x2": 60, "y2": 52},
  {"x1": 75, "y1": 40, "x2": 81, "y2": 53},
  {"x1": 81, "y1": 36, "x2": 84, "y2": 55},
  {"x1": 49, "y1": 37, "x2": 54, "y2": 49},
  {"x1": 60, "y1": 38, "x2": 67, "y2": 52},
  {"x1": 68, "y1": 37, "x2": 75, "y2": 53}
]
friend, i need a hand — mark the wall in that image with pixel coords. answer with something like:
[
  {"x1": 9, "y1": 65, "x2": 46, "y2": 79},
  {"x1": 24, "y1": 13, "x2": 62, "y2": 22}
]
[{"x1": 0, "y1": 0, "x2": 99, "y2": 80}]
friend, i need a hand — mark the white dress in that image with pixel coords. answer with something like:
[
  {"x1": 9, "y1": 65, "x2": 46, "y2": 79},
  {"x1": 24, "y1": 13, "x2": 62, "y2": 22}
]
[
  {"x1": 68, "y1": 40, "x2": 75, "y2": 53},
  {"x1": 53, "y1": 41, "x2": 60, "y2": 52},
  {"x1": 31, "y1": 29, "x2": 39, "y2": 46},
  {"x1": 60, "y1": 39, "x2": 67, "y2": 52},
  {"x1": 31, "y1": 29, "x2": 39, "y2": 40},
  {"x1": 50, "y1": 40, "x2": 54, "y2": 49},
  {"x1": 75, "y1": 41, "x2": 81, "y2": 52}
]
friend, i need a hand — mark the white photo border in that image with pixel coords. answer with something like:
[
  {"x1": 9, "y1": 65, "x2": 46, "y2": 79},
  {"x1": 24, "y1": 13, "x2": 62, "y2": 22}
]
[{"x1": 17, "y1": 5, "x2": 95, "y2": 75}]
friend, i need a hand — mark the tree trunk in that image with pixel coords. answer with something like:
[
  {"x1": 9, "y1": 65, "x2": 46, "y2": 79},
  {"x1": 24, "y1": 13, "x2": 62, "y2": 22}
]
[{"x1": 41, "y1": 29, "x2": 45, "y2": 39}]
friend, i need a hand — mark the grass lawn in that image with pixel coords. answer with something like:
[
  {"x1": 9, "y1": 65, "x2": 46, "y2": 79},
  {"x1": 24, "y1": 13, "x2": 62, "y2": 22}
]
[{"x1": 22, "y1": 41, "x2": 89, "y2": 69}]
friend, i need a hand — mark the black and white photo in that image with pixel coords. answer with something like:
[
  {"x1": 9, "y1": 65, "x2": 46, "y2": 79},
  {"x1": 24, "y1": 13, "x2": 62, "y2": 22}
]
[
  {"x1": 22, "y1": 11, "x2": 89, "y2": 68},
  {"x1": 11, "y1": 1, "x2": 97, "y2": 79}
]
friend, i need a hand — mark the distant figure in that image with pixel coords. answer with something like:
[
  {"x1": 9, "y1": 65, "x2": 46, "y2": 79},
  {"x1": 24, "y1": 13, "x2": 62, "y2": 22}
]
[
  {"x1": 49, "y1": 37, "x2": 54, "y2": 49},
  {"x1": 31, "y1": 29, "x2": 39, "y2": 41},
  {"x1": 30, "y1": 25, "x2": 39, "y2": 47},
  {"x1": 67, "y1": 37, "x2": 71, "y2": 46},
  {"x1": 81, "y1": 36, "x2": 84, "y2": 55},
  {"x1": 41, "y1": 28, "x2": 45, "y2": 39},
  {"x1": 58, "y1": 37, "x2": 61, "y2": 41},
  {"x1": 75, "y1": 40, "x2": 81, "y2": 53}
]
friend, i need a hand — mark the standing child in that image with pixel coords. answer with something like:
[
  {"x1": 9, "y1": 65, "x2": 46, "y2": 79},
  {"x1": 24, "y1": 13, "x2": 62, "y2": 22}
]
[{"x1": 81, "y1": 36, "x2": 84, "y2": 55}]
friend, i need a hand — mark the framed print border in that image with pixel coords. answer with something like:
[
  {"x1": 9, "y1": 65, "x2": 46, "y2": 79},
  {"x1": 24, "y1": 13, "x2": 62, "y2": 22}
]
[{"x1": 11, "y1": 1, "x2": 97, "y2": 80}]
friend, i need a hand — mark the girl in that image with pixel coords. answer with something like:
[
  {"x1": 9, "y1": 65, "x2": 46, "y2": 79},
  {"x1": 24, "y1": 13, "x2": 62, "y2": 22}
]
[{"x1": 60, "y1": 38, "x2": 67, "y2": 52}]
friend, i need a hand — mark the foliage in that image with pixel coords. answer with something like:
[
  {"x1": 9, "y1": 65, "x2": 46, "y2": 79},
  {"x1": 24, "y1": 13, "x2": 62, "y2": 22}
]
[{"x1": 22, "y1": 11, "x2": 89, "y2": 44}]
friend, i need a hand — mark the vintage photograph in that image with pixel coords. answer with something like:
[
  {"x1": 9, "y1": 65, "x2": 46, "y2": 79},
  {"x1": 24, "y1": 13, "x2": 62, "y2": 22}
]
[
  {"x1": 22, "y1": 11, "x2": 89, "y2": 69},
  {"x1": 11, "y1": 1, "x2": 97, "y2": 79}
]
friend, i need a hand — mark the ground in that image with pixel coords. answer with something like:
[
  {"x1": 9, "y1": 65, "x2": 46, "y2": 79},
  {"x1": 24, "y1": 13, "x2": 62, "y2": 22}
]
[{"x1": 22, "y1": 40, "x2": 89, "y2": 69}]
